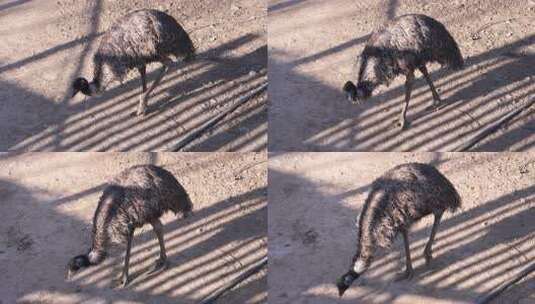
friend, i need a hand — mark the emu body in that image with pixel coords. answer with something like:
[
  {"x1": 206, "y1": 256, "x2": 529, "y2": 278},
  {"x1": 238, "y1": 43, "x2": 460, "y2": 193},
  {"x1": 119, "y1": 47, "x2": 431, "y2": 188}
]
[
  {"x1": 72, "y1": 9, "x2": 195, "y2": 116},
  {"x1": 343, "y1": 14, "x2": 463, "y2": 129},
  {"x1": 337, "y1": 163, "x2": 461, "y2": 296},
  {"x1": 67, "y1": 165, "x2": 193, "y2": 287}
]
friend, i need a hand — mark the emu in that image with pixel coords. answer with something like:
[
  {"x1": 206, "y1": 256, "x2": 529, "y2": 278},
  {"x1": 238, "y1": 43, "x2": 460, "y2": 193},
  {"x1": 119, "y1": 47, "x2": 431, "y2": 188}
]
[
  {"x1": 67, "y1": 165, "x2": 193, "y2": 287},
  {"x1": 343, "y1": 14, "x2": 463, "y2": 129},
  {"x1": 336, "y1": 163, "x2": 461, "y2": 296},
  {"x1": 71, "y1": 9, "x2": 196, "y2": 116}
]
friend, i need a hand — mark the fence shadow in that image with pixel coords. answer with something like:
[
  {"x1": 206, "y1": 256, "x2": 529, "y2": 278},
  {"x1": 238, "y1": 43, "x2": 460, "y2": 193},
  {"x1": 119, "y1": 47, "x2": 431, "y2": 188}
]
[{"x1": 0, "y1": 0, "x2": 32, "y2": 12}]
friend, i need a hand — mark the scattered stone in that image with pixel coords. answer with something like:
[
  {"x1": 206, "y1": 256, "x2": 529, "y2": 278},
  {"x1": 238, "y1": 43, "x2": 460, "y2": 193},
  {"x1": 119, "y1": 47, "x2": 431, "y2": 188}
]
[{"x1": 303, "y1": 229, "x2": 319, "y2": 245}]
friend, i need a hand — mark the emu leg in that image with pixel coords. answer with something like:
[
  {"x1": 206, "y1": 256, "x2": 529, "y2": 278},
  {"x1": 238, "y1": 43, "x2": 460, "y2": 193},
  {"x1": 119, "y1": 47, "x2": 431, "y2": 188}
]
[
  {"x1": 150, "y1": 219, "x2": 168, "y2": 272},
  {"x1": 424, "y1": 212, "x2": 443, "y2": 265},
  {"x1": 398, "y1": 72, "x2": 414, "y2": 130},
  {"x1": 419, "y1": 66, "x2": 442, "y2": 109},
  {"x1": 136, "y1": 61, "x2": 170, "y2": 116},
  {"x1": 120, "y1": 225, "x2": 134, "y2": 287},
  {"x1": 395, "y1": 229, "x2": 414, "y2": 281},
  {"x1": 138, "y1": 66, "x2": 147, "y2": 93}
]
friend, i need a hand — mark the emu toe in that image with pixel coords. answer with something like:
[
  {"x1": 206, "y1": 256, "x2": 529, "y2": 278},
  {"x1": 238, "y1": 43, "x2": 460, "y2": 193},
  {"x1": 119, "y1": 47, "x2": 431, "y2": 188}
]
[
  {"x1": 150, "y1": 258, "x2": 169, "y2": 273},
  {"x1": 135, "y1": 107, "x2": 147, "y2": 117},
  {"x1": 117, "y1": 275, "x2": 130, "y2": 288},
  {"x1": 136, "y1": 99, "x2": 148, "y2": 116},
  {"x1": 395, "y1": 119, "x2": 410, "y2": 130},
  {"x1": 394, "y1": 268, "x2": 414, "y2": 281},
  {"x1": 425, "y1": 102, "x2": 441, "y2": 113}
]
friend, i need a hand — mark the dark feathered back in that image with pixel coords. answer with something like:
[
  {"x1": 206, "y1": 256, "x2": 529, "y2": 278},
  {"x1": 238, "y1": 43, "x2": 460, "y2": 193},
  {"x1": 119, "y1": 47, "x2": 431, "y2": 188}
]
[
  {"x1": 90, "y1": 165, "x2": 193, "y2": 255},
  {"x1": 358, "y1": 14, "x2": 463, "y2": 88},
  {"x1": 355, "y1": 163, "x2": 460, "y2": 263},
  {"x1": 92, "y1": 9, "x2": 195, "y2": 90}
]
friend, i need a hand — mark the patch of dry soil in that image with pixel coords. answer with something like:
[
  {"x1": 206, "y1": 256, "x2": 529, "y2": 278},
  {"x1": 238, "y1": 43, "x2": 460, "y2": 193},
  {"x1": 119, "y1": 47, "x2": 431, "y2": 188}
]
[
  {"x1": 268, "y1": 0, "x2": 534, "y2": 151},
  {"x1": 269, "y1": 152, "x2": 535, "y2": 303},
  {"x1": 0, "y1": 152, "x2": 267, "y2": 303},
  {"x1": 0, "y1": 0, "x2": 266, "y2": 151}
]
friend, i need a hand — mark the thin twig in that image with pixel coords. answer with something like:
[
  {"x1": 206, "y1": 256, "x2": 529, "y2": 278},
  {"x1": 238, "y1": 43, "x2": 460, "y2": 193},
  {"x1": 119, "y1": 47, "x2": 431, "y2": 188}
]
[
  {"x1": 170, "y1": 82, "x2": 267, "y2": 151},
  {"x1": 470, "y1": 17, "x2": 535, "y2": 40},
  {"x1": 475, "y1": 261, "x2": 535, "y2": 304},
  {"x1": 199, "y1": 257, "x2": 268, "y2": 304},
  {"x1": 455, "y1": 96, "x2": 535, "y2": 151},
  {"x1": 234, "y1": 160, "x2": 268, "y2": 179}
]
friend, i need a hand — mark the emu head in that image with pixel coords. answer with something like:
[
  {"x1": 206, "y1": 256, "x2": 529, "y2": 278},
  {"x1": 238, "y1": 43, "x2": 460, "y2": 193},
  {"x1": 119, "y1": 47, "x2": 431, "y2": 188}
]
[
  {"x1": 343, "y1": 81, "x2": 372, "y2": 104},
  {"x1": 336, "y1": 270, "x2": 360, "y2": 297},
  {"x1": 66, "y1": 254, "x2": 91, "y2": 279},
  {"x1": 337, "y1": 254, "x2": 367, "y2": 297},
  {"x1": 71, "y1": 77, "x2": 90, "y2": 97}
]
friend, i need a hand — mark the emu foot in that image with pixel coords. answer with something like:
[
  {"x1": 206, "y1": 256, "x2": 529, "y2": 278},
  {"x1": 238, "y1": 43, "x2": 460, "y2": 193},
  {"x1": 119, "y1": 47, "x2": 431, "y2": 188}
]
[
  {"x1": 425, "y1": 102, "x2": 441, "y2": 112},
  {"x1": 394, "y1": 268, "x2": 414, "y2": 281},
  {"x1": 116, "y1": 274, "x2": 130, "y2": 288},
  {"x1": 395, "y1": 119, "x2": 410, "y2": 130},
  {"x1": 135, "y1": 98, "x2": 148, "y2": 116},
  {"x1": 149, "y1": 258, "x2": 169, "y2": 273},
  {"x1": 135, "y1": 107, "x2": 147, "y2": 117}
]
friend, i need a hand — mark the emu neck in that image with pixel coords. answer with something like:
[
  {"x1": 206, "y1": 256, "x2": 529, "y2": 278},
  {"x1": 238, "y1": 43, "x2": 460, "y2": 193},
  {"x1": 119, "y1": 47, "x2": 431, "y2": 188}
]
[
  {"x1": 87, "y1": 81, "x2": 100, "y2": 95},
  {"x1": 357, "y1": 50, "x2": 388, "y2": 92},
  {"x1": 87, "y1": 59, "x2": 104, "y2": 95}
]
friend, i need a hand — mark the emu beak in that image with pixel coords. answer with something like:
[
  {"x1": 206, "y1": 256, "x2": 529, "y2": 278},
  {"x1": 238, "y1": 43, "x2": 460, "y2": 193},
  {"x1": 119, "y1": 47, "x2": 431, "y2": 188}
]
[
  {"x1": 336, "y1": 277, "x2": 349, "y2": 297},
  {"x1": 71, "y1": 88, "x2": 79, "y2": 98},
  {"x1": 336, "y1": 270, "x2": 358, "y2": 297}
]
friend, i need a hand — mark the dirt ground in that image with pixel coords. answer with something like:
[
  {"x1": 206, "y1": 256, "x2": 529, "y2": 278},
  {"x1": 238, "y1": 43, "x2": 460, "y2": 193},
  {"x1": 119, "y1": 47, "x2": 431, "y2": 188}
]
[
  {"x1": 269, "y1": 152, "x2": 535, "y2": 303},
  {"x1": 268, "y1": 0, "x2": 535, "y2": 152},
  {"x1": 0, "y1": 152, "x2": 267, "y2": 303},
  {"x1": 0, "y1": 0, "x2": 266, "y2": 152}
]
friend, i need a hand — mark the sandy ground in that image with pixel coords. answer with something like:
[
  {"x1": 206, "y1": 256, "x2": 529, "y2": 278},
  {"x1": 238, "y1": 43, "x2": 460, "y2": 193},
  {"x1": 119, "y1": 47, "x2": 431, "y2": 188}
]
[
  {"x1": 0, "y1": 0, "x2": 266, "y2": 152},
  {"x1": 268, "y1": 0, "x2": 535, "y2": 152},
  {"x1": 0, "y1": 152, "x2": 267, "y2": 303},
  {"x1": 269, "y1": 152, "x2": 535, "y2": 303}
]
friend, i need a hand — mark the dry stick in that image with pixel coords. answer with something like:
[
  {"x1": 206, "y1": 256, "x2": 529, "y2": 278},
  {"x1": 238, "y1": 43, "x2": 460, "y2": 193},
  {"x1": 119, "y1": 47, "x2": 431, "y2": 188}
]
[
  {"x1": 170, "y1": 82, "x2": 267, "y2": 151},
  {"x1": 199, "y1": 257, "x2": 268, "y2": 304},
  {"x1": 475, "y1": 261, "x2": 535, "y2": 304},
  {"x1": 470, "y1": 17, "x2": 535, "y2": 40},
  {"x1": 454, "y1": 96, "x2": 535, "y2": 152},
  {"x1": 234, "y1": 160, "x2": 268, "y2": 178}
]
